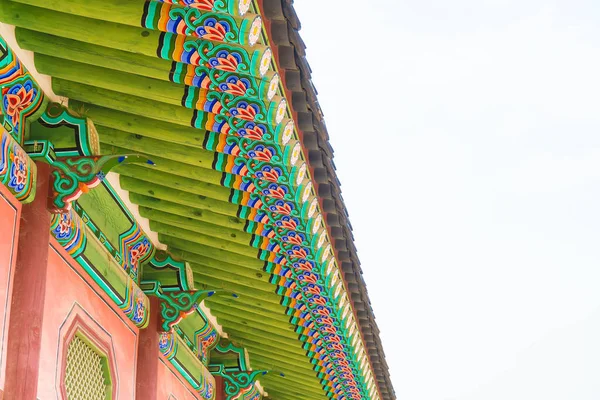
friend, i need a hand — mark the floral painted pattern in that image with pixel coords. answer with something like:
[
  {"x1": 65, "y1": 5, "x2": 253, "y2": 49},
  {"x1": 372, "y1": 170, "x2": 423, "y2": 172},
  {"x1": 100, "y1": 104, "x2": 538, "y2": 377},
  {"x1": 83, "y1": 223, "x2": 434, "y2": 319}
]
[
  {"x1": 238, "y1": 0, "x2": 251, "y2": 15},
  {"x1": 259, "y1": 48, "x2": 272, "y2": 76},
  {"x1": 238, "y1": 123, "x2": 266, "y2": 140},
  {"x1": 133, "y1": 295, "x2": 146, "y2": 324},
  {"x1": 2, "y1": 80, "x2": 37, "y2": 137},
  {"x1": 247, "y1": 145, "x2": 273, "y2": 162},
  {"x1": 209, "y1": 51, "x2": 241, "y2": 72},
  {"x1": 128, "y1": 239, "x2": 151, "y2": 277},
  {"x1": 197, "y1": 19, "x2": 231, "y2": 42},
  {"x1": 231, "y1": 102, "x2": 259, "y2": 121},
  {"x1": 255, "y1": 165, "x2": 281, "y2": 182},
  {"x1": 8, "y1": 143, "x2": 28, "y2": 193},
  {"x1": 220, "y1": 77, "x2": 250, "y2": 96},
  {"x1": 248, "y1": 17, "x2": 262, "y2": 46},
  {"x1": 53, "y1": 212, "x2": 73, "y2": 240}
]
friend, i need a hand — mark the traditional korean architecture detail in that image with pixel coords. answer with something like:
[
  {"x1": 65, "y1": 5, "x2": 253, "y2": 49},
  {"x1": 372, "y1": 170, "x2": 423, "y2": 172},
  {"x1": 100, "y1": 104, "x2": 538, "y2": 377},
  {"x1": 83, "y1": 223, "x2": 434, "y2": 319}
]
[
  {"x1": 142, "y1": 250, "x2": 196, "y2": 291},
  {"x1": 0, "y1": 35, "x2": 45, "y2": 145},
  {"x1": 25, "y1": 139, "x2": 153, "y2": 213},
  {"x1": 143, "y1": 279, "x2": 236, "y2": 332},
  {"x1": 196, "y1": 317, "x2": 219, "y2": 365},
  {"x1": 0, "y1": 0, "x2": 395, "y2": 398},
  {"x1": 209, "y1": 342, "x2": 273, "y2": 400},
  {"x1": 160, "y1": 331, "x2": 217, "y2": 399},
  {"x1": 142, "y1": 2, "x2": 262, "y2": 46},
  {"x1": 50, "y1": 208, "x2": 86, "y2": 258},
  {"x1": 0, "y1": 128, "x2": 36, "y2": 202},
  {"x1": 49, "y1": 207, "x2": 151, "y2": 328}
]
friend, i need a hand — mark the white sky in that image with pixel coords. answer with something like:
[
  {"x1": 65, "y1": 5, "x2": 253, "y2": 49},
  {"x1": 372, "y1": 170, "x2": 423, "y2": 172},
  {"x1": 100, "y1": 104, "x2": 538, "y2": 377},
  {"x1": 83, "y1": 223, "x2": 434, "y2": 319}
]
[{"x1": 293, "y1": 1, "x2": 600, "y2": 399}]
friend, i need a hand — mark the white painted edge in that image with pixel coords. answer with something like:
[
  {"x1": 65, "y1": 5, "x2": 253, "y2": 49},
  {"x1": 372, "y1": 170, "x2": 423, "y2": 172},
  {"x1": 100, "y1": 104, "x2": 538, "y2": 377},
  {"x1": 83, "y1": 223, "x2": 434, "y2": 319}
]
[
  {"x1": 255, "y1": 380, "x2": 268, "y2": 397},
  {"x1": 199, "y1": 302, "x2": 228, "y2": 338},
  {"x1": 0, "y1": 23, "x2": 66, "y2": 104}
]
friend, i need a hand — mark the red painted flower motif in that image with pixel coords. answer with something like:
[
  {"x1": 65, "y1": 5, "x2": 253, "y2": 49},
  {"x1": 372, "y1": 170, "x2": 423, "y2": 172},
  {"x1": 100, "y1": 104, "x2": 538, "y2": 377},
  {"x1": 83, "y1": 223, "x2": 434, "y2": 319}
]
[
  {"x1": 323, "y1": 325, "x2": 337, "y2": 334},
  {"x1": 12, "y1": 150, "x2": 27, "y2": 186},
  {"x1": 315, "y1": 308, "x2": 331, "y2": 317},
  {"x1": 260, "y1": 168, "x2": 279, "y2": 182},
  {"x1": 130, "y1": 242, "x2": 150, "y2": 270},
  {"x1": 309, "y1": 295, "x2": 326, "y2": 306},
  {"x1": 159, "y1": 333, "x2": 168, "y2": 347},
  {"x1": 326, "y1": 334, "x2": 341, "y2": 342},
  {"x1": 285, "y1": 234, "x2": 303, "y2": 245},
  {"x1": 58, "y1": 214, "x2": 72, "y2": 235},
  {"x1": 201, "y1": 334, "x2": 216, "y2": 356},
  {"x1": 202, "y1": 22, "x2": 227, "y2": 41},
  {"x1": 187, "y1": 0, "x2": 215, "y2": 10},
  {"x1": 243, "y1": 125, "x2": 265, "y2": 140},
  {"x1": 268, "y1": 186, "x2": 286, "y2": 199},
  {"x1": 252, "y1": 147, "x2": 272, "y2": 161},
  {"x1": 235, "y1": 105, "x2": 257, "y2": 121},
  {"x1": 215, "y1": 54, "x2": 239, "y2": 72},
  {"x1": 4, "y1": 86, "x2": 34, "y2": 125},
  {"x1": 279, "y1": 218, "x2": 297, "y2": 230},
  {"x1": 290, "y1": 248, "x2": 308, "y2": 259},
  {"x1": 304, "y1": 285, "x2": 321, "y2": 296},
  {"x1": 225, "y1": 80, "x2": 248, "y2": 96},
  {"x1": 295, "y1": 260, "x2": 313, "y2": 272},
  {"x1": 328, "y1": 342, "x2": 344, "y2": 352},
  {"x1": 300, "y1": 272, "x2": 317, "y2": 284},
  {"x1": 273, "y1": 202, "x2": 291, "y2": 215}
]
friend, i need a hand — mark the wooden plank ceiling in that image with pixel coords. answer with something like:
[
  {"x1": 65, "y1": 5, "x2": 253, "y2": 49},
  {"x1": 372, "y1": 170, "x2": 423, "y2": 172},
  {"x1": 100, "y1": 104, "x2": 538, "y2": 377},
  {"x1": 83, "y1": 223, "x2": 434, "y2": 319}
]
[{"x1": 0, "y1": 0, "x2": 387, "y2": 398}]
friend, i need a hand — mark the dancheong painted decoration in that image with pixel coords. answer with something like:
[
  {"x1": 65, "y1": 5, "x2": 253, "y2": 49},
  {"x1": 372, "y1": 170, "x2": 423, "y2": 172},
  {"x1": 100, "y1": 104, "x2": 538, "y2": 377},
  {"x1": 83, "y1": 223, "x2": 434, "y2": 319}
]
[{"x1": 0, "y1": 0, "x2": 395, "y2": 399}]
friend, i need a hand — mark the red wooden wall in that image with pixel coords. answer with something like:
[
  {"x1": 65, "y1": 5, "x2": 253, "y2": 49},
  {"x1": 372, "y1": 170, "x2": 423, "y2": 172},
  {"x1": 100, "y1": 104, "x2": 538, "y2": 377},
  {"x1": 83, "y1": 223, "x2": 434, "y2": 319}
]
[
  {"x1": 0, "y1": 182, "x2": 201, "y2": 399},
  {"x1": 0, "y1": 183, "x2": 21, "y2": 391}
]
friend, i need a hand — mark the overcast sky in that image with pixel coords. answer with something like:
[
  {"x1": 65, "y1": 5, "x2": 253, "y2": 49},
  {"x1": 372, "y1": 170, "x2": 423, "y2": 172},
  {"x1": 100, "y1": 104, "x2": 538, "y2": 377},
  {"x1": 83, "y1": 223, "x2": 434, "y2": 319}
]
[{"x1": 294, "y1": 1, "x2": 600, "y2": 399}]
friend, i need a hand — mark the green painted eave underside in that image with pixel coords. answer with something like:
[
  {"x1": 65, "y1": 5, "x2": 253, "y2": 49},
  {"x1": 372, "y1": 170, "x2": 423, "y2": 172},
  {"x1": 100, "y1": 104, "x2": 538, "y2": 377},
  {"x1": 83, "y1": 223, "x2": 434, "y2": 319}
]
[{"x1": 0, "y1": 10, "x2": 345, "y2": 400}]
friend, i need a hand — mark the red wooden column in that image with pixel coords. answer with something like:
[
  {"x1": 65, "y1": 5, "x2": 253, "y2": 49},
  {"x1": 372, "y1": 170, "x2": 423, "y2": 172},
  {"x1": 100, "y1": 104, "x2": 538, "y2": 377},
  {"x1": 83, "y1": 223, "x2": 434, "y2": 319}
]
[
  {"x1": 136, "y1": 296, "x2": 160, "y2": 399},
  {"x1": 214, "y1": 376, "x2": 226, "y2": 400},
  {"x1": 4, "y1": 162, "x2": 51, "y2": 399}
]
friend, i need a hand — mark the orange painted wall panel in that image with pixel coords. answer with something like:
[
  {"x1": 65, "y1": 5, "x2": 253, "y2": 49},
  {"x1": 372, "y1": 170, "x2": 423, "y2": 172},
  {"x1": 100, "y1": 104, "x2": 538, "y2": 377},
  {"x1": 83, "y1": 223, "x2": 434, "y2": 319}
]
[
  {"x1": 157, "y1": 356, "x2": 201, "y2": 400},
  {"x1": 0, "y1": 184, "x2": 21, "y2": 391},
  {"x1": 37, "y1": 240, "x2": 139, "y2": 399}
]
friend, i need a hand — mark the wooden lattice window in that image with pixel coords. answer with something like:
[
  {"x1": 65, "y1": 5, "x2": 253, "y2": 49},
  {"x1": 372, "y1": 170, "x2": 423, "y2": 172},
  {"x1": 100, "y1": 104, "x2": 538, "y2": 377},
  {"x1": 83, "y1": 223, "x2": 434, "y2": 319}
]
[
  {"x1": 64, "y1": 333, "x2": 113, "y2": 399},
  {"x1": 58, "y1": 306, "x2": 118, "y2": 400}
]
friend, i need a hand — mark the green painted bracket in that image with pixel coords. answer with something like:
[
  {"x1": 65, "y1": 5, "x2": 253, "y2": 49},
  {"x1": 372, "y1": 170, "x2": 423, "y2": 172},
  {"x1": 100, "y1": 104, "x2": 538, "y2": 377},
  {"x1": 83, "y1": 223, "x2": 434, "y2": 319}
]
[
  {"x1": 142, "y1": 281, "x2": 238, "y2": 332},
  {"x1": 29, "y1": 102, "x2": 100, "y2": 157},
  {"x1": 141, "y1": 250, "x2": 195, "y2": 292},
  {"x1": 209, "y1": 341, "x2": 284, "y2": 400},
  {"x1": 24, "y1": 139, "x2": 153, "y2": 213}
]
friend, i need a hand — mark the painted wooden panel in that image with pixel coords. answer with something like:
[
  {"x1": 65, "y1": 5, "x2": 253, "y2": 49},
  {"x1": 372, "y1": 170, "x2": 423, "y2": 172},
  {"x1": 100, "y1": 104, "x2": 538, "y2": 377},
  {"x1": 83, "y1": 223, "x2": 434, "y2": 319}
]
[
  {"x1": 0, "y1": 183, "x2": 21, "y2": 391},
  {"x1": 157, "y1": 355, "x2": 202, "y2": 400},
  {"x1": 37, "y1": 240, "x2": 139, "y2": 398}
]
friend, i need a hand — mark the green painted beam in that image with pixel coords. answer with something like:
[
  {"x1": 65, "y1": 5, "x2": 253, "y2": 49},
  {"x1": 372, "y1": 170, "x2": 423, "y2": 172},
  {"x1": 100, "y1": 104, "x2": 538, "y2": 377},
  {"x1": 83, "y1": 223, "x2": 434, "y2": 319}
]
[
  {"x1": 101, "y1": 144, "x2": 225, "y2": 186},
  {"x1": 117, "y1": 165, "x2": 232, "y2": 204},
  {"x1": 15, "y1": 28, "x2": 172, "y2": 81},
  {"x1": 162, "y1": 236, "x2": 263, "y2": 269},
  {"x1": 55, "y1": 79, "x2": 194, "y2": 126},
  {"x1": 120, "y1": 177, "x2": 239, "y2": 217},
  {"x1": 205, "y1": 297, "x2": 293, "y2": 324},
  {"x1": 134, "y1": 196, "x2": 248, "y2": 232},
  {"x1": 1, "y1": 2, "x2": 162, "y2": 57},
  {"x1": 35, "y1": 54, "x2": 186, "y2": 106}
]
